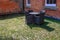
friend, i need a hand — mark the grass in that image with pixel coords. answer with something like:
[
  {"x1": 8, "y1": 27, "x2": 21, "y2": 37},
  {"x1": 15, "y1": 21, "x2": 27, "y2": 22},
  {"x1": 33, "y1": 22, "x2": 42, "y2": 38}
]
[{"x1": 0, "y1": 13, "x2": 60, "y2": 40}]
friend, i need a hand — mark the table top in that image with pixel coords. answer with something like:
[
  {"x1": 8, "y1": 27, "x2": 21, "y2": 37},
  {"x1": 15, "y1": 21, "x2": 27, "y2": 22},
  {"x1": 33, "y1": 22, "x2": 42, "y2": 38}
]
[{"x1": 29, "y1": 12, "x2": 39, "y2": 15}]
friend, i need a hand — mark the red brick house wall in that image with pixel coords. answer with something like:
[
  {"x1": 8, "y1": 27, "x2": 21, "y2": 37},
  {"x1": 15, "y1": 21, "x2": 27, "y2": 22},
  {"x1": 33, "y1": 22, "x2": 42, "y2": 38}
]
[
  {"x1": 24, "y1": 0, "x2": 60, "y2": 19},
  {"x1": 0, "y1": 0, "x2": 60, "y2": 19},
  {"x1": 24, "y1": 0, "x2": 44, "y2": 12},
  {"x1": 0, "y1": 0, "x2": 20, "y2": 15}
]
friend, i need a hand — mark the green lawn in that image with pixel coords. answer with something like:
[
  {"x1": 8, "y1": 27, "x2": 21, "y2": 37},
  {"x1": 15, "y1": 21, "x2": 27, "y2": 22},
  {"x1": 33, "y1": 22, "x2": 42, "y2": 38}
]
[{"x1": 0, "y1": 14, "x2": 60, "y2": 40}]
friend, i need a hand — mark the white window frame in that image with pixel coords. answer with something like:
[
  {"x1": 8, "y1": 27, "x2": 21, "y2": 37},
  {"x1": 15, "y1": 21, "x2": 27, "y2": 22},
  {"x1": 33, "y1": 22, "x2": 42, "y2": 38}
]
[
  {"x1": 26, "y1": 0, "x2": 31, "y2": 7},
  {"x1": 45, "y1": 0, "x2": 56, "y2": 6}
]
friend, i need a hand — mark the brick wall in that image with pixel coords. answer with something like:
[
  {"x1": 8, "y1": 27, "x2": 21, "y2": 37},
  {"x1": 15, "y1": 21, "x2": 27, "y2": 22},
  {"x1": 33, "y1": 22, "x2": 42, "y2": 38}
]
[
  {"x1": 0, "y1": 0, "x2": 60, "y2": 19},
  {"x1": 46, "y1": 0, "x2": 60, "y2": 19},
  {"x1": 0, "y1": 0, "x2": 20, "y2": 15},
  {"x1": 25, "y1": 0, "x2": 44, "y2": 12}
]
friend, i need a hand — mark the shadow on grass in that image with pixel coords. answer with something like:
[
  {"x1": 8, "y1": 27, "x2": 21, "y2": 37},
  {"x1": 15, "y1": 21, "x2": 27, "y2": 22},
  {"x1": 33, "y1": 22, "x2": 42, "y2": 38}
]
[
  {"x1": 0, "y1": 13, "x2": 25, "y2": 20},
  {"x1": 27, "y1": 22, "x2": 55, "y2": 32}
]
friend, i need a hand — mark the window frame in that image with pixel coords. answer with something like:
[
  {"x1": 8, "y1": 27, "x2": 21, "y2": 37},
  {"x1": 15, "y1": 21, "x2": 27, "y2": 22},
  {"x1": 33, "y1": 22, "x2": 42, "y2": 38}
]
[
  {"x1": 45, "y1": 0, "x2": 56, "y2": 7},
  {"x1": 26, "y1": 0, "x2": 31, "y2": 7}
]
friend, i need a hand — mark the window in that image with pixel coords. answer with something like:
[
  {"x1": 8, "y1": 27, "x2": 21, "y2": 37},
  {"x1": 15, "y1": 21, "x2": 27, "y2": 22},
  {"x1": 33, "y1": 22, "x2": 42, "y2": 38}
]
[
  {"x1": 45, "y1": 0, "x2": 56, "y2": 6},
  {"x1": 28, "y1": 0, "x2": 30, "y2": 4},
  {"x1": 26, "y1": 0, "x2": 31, "y2": 7}
]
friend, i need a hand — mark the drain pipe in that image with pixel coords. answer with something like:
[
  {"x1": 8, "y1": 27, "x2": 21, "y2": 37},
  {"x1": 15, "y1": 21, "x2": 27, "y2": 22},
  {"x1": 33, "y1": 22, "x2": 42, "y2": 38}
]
[
  {"x1": 19, "y1": 0, "x2": 24, "y2": 13},
  {"x1": 22, "y1": 0, "x2": 24, "y2": 12}
]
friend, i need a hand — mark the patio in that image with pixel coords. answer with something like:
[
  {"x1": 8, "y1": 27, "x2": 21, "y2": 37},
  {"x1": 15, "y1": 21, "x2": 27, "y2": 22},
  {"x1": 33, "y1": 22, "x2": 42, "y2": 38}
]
[{"x1": 0, "y1": 13, "x2": 60, "y2": 40}]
